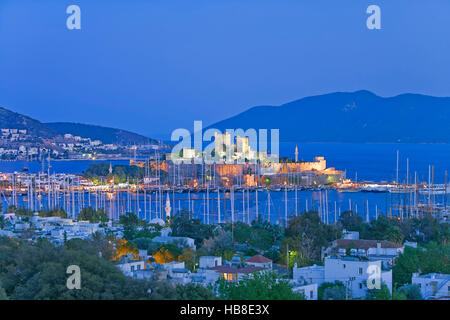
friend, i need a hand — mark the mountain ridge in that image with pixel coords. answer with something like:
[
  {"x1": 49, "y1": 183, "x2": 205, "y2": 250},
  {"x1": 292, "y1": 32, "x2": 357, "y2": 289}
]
[
  {"x1": 0, "y1": 106, "x2": 58, "y2": 138},
  {"x1": 46, "y1": 122, "x2": 159, "y2": 146},
  {"x1": 206, "y1": 90, "x2": 450, "y2": 143},
  {"x1": 0, "y1": 106, "x2": 160, "y2": 146}
]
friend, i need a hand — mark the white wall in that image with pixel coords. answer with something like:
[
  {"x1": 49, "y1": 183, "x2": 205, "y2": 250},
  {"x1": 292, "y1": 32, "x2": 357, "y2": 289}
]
[{"x1": 292, "y1": 264, "x2": 325, "y2": 286}]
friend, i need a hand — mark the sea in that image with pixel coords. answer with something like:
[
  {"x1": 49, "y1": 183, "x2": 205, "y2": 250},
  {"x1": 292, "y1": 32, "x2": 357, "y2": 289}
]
[{"x1": 1, "y1": 143, "x2": 449, "y2": 224}]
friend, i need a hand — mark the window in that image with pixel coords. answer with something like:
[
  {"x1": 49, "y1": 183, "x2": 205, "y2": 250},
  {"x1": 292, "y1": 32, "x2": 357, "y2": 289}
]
[
  {"x1": 343, "y1": 264, "x2": 346, "y2": 269},
  {"x1": 431, "y1": 282, "x2": 437, "y2": 295},
  {"x1": 359, "y1": 283, "x2": 363, "y2": 289},
  {"x1": 223, "y1": 273, "x2": 236, "y2": 281},
  {"x1": 310, "y1": 291, "x2": 313, "y2": 299},
  {"x1": 131, "y1": 266, "x2": 134, "y2": 271},
  {"x1": 359, "y1": 267, "x2": 363, "y2": 275}
]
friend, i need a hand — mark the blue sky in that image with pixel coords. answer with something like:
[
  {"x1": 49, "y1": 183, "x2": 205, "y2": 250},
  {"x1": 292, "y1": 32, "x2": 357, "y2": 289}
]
[{"x1": 1, "y1": 0, "x2": 449, "y2": 139}]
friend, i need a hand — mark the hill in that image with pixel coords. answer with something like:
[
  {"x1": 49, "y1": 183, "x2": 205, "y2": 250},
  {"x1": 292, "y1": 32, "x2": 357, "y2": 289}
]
[
  {"x1": 0, "y1": 106, "x2": 160, "y2": 146},
  {"x1": 0, "y1": 107, "x2": 58, "y2": 138},
  {"x1": 207, "y1": 90, "x2": 450, "y2": 143},
  {"x1": 46, "y1": 122, "x2": 159, "y2": 146}
]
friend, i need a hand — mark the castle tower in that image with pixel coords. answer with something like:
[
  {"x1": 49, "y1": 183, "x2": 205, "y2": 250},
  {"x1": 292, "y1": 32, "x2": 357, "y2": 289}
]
[{"x1": 295, "y1": 145, "x2": 299, "y2": 162}]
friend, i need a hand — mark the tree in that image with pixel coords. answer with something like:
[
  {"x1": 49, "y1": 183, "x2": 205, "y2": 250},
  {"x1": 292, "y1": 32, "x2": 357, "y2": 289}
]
[
  {"x1": 396, "y1": 284, "x2": 422, "y2": 300},
  {"x1": 83, "y1": 163, "x2": 146, "y2": 184},
  {"x1": 224, "y1": 220, "x2": 282, "y2": 251},
  {"x1": 323, "y1": 286, "x2": 347, "y2": 300},
  {"x1": 363, "y1": 216, "x2": 404, "y2": 243},
  {"x1": 338, "y1": 211, "x2": 364, "y2": 232},
  {"x1": 170, "y1": 213, "x2": 214, "y2": 246},
  {"x1": 365, "y1": 283, "x2": 391, "y2": 300},
  {"x1": 283, "y1": 211, "x2": 342, "y2": 265},
  {"x1": 0, "y1": 281, "x2": 7, "y2": 300},
  {"x1": 119, "y1": 212, "x2": 151, "y2": 240},
  {"x1": 65, "y1": 232, "x2": 116, "y2": 261},
  {"x1": 113, "y1": 238, "x2": 138, "y2": 261},
  {"x1": 174, "y1": 283, "x2": 216, "y2": 300},
  {"x1": 39, "y1": 207, "x2": 67, "y2": 219},
  {"x1": 393, "y1": 243, "x2": 450, "y2": 287},
  {"x1": 0, "y1": 237, "x2": 155, "y2": 299},
  {"x1": 318, "y1": 281, "x2": 346, "y2": 300},
  {"x1": 392, "y1": 286, "x2": 407, "y2": 300},
  {"x1": 178, "y1": 248, "x2": 196, "y2": 271},
  {"x1": 217, "y1": 272, "x2": 304, "y2": 300},
  {"x1": 152, "y1": 244, "x2": 182, "y2": 264},
  {"x1": 132, "y1": 237, "x2": 161, "y2": 253},
  {"x1": 78, "y1": 207, "x2": 108, "y2": 223},
  {"x1": 411, "y1": 216, "x2": 450, "y2": 245},
  {"x1": 146, "y1": 281, "x2": 215, "y2": 300},
  {"x1": 202, "y1": 230, "x2": 233, "y2": 257}
]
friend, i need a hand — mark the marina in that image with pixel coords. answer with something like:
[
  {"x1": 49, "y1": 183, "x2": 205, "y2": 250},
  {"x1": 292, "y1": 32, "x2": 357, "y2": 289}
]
[{"x1": 1, "y1": 146, "x2": 448, "y2": 225}]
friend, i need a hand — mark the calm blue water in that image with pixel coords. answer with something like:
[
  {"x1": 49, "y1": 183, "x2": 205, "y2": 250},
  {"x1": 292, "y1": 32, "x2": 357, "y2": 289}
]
[{"x1": 280, "y1": 143, "x2": 450, "y2": 184}]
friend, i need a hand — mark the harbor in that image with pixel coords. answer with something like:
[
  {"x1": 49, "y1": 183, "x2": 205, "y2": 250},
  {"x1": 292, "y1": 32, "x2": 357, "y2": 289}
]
[{"x1": 1, "y1": 147, "x2": 448, "y2": 226}]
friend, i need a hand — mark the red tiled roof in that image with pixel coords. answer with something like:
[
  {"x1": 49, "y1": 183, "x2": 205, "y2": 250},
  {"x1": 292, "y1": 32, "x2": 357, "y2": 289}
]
[
  {"x1": 245, "y1": 254, "x2": 272, "y2": 263},
  {"x1": 334, "y1": 239, "x2": 403, "y2": 250},
  {"x1": 208, "y1": 265, "x2": 265, "y2": 274}
]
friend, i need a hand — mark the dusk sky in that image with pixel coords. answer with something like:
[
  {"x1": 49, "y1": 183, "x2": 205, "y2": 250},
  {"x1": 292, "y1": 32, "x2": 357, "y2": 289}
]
[{"x1": 1, "y1": 0, "x2": 449, "y2": 139}]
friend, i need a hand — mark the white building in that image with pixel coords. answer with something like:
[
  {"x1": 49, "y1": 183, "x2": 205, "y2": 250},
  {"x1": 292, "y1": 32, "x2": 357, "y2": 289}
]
[
  {"x1": 163, "y1": 261, "x2": 185, "y2": 274},
  {"x1": 152, "y1": 235, "x2": 196, "y2": 249},
  {"x1": 342, "y1": 230, "x2": 360, "y2": 240},
  {"x1": 199, "y1": 256, "x2": 222, "y2": 269},
  {"x1": 322, "y1": 239, "x2": 404, "y2": 269},
  {"x1": 245, "y1": 255, "x2": 273, "y2": 269},
  {"x1": 292, "y1": 282, "x2": 318, "y2": 300},
  {"x1": 293, "y1": 264, "x2": 325, "y2": 286},
  {"x1": 293, "y1": 256, "x2": 393, "y2": 299},
  {"x1": 117, "y1": 260, "x2": 146, "y2": 277},
  {"x1": 214, "y1": 132, "x2": 232, "y2": 156},
  {"x1": 207, "y1": 265, "x2": 267, "y2": 282},
  {"x1": 182, "y1": 148, "x2": 196, "y2": 159},
  {"x1": 412, "y1": 273, "x2": 450, "y2": 300}
]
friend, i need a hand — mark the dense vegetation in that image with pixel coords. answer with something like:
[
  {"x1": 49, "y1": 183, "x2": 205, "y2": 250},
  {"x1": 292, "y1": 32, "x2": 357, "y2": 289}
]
[
  {"x1": 5, "y1": 205, "x2": 67, "y2": 218},
  {"x1": 0, "y1": 236, "x2": 152, "y2": 299},
  {"x1": 283, "y1": 211, "x2": 342, "y2": 267},
  {"x1": 83, "y1": 163, "x2": 145, "y2": 183},
  {"x1": 78, "y1": 207, "x2": 108, "y2": 223},
  {"x1": 1, "y1": 204, "x2": 447, "y2": 300},
  {"x1": 170, "y1": 212, "x2": 215, "y2": 246},
  {"x1": 393, "y1": 242, "x2": 450, "y2": 287},
  {"x1": 0, "y1": 235, "x2": 216, "y2": 300},
  {"x1": 217, "y1": 272, "x2": 304, "y2": 300},
  {"x1": 338, "y1": 211, "x2": 449, "y2": 245}
]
